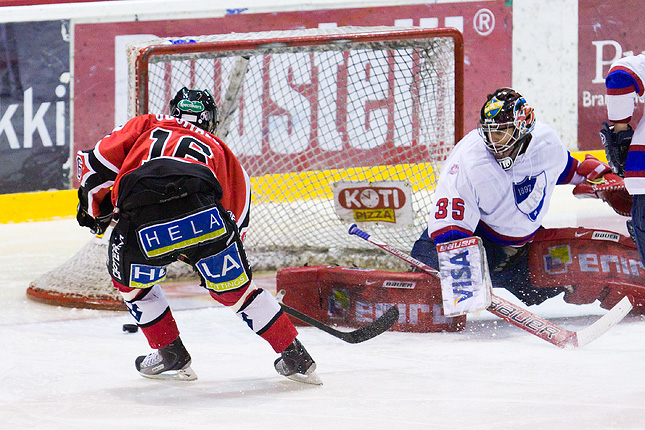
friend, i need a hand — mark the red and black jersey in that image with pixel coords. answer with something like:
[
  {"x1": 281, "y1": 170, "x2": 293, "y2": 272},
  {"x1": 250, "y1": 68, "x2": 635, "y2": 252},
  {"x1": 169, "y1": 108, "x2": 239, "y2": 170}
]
[{"x1": 76, "y1": 114, "x2": 251, "y2": 236}]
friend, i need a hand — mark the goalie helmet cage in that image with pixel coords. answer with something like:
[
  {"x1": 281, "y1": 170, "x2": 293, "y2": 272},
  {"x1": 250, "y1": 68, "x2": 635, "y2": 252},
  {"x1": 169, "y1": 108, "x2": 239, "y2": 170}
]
[{"x1": 26, "y1": 26, "x2": 463, "y2": 310}]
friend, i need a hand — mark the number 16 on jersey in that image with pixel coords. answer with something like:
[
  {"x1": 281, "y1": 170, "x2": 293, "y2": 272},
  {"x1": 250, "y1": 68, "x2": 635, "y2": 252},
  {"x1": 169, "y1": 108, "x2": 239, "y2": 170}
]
[{"x1": 437, "y1": 236, "x2": 492, "y2": 317}]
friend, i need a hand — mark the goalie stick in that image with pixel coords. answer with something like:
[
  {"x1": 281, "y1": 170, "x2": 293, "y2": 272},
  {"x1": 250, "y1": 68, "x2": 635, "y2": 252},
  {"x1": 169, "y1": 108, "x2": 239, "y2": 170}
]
[
  {"x1": 348, "y1": 224, "x2": 632, "y2": 348},
  {"x1": 276, "y1": 289, "x2": 399, "y2": 344}
]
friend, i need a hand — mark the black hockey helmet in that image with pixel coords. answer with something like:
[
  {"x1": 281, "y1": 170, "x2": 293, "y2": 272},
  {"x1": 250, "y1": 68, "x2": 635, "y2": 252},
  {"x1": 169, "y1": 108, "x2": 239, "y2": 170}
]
[
  {"x1": 478, "y1": 88, "x2": 536, "y2": 170},
  {"x1": 169, "y1": 87, "x2": 219, "y2": 134}
]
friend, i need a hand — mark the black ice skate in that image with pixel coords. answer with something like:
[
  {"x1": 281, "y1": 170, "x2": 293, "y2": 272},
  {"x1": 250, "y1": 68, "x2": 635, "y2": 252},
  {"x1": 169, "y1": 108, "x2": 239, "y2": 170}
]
[
  {"x1": 135, "y1": 337, "x2": 197, "y2": 381},
  {"x1": 274, "y1": 338, "x2": 322, "y2": 385}
]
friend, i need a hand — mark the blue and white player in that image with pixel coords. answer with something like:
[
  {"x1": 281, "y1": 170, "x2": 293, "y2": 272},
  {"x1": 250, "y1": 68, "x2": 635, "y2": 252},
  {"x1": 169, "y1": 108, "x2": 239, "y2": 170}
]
[
  {"x1": 411, "y1": 88, "x2": 623, "y2": 307},
  {"x1": 602, "y1": 53, "x2": 645, "y2": 263}
]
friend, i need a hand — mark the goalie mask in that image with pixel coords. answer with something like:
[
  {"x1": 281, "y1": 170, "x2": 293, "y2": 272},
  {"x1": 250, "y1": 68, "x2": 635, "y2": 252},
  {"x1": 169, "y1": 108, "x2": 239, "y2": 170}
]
[
  {"x1": 478, "y1": 88, "x2": 536, "y2": 170},
  {"x1": 169, "y1": 87, "x2": 219, "y2": 134}
]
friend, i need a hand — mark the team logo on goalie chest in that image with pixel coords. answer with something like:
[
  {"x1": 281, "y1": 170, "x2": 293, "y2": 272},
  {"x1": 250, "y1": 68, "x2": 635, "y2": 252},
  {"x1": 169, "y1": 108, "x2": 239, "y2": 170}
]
[{"x1": 513, "y1": 172, "x2": 547, "y2": 221}]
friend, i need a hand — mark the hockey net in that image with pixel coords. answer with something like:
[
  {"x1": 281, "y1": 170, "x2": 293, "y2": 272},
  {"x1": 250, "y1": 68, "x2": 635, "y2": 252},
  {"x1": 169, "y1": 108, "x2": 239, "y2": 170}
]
[{"x1": 27, "y1": 26, "x2": 463, "y2": 309}]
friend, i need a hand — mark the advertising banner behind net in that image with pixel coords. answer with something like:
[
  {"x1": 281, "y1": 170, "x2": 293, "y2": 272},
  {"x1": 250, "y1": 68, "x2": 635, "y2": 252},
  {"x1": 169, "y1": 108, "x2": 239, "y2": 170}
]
[
  {"x1": 578, "y1": 0, "x2": 644, "y2": 151},
  {"x1": 0, "y1": 20, "x2": 70, "y2": 194},
  {"x1": 73, "y1": 1, "x2": 512, "y2": 186}
]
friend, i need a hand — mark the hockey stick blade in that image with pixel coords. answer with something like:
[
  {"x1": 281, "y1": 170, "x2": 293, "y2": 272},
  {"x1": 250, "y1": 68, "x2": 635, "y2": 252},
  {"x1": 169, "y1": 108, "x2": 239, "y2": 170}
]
[
  {"x1": 348, "y1": 223, "x2": 633, "y2": 348},
  {"x1": 278, "y1": 291, "x2": 399, "y2": 344},
  {"x1": 573, "y1": 295, "x2": 632, "y2": 347},
  {"x1": 489, "y1": 294, "x2": 632, "y2": 348}
]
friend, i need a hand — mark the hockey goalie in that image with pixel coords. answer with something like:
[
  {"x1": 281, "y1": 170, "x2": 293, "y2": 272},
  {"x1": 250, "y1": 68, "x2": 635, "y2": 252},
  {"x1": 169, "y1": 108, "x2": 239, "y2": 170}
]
[
  {"x1": 279, "y1": 88, "x2": 641, "y2": 335},
  {"x1": 412, "y1": 88, "x2": 642, "y2": 316},
  {"x1": 409, "y1": 87, "x2": 639, "y2": 315}
]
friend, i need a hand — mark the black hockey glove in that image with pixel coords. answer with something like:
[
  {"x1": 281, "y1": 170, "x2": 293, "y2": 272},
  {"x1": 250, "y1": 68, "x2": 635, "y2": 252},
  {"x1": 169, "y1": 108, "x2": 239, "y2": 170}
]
[
  {"x1": 76, "y1": 205, "x2": 112, "y2": 235},
  {"x1": 600, "y1": 121, "x2": 633, "y2": 177},
  {"x1": 76, "y1": 188, "x2": 114, "y2": 235}
]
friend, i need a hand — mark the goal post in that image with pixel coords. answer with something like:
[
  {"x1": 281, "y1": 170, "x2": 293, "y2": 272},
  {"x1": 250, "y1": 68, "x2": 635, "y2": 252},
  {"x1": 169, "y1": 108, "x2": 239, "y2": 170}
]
[{"x1": 27, "y1": 26, "x2": 463, "y2": 309}]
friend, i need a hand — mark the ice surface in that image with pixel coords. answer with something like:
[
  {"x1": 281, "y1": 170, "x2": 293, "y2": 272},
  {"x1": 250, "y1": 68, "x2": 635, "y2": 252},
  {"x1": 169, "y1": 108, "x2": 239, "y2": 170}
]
[{"x1": 2, "y1": 188, "x2": 644, "y2": 430}]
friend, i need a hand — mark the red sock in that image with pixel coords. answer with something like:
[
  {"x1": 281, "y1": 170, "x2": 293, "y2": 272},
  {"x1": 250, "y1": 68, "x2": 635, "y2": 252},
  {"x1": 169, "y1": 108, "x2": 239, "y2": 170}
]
[
  {"x1": 259, "y1": 311, "x2": 298, "y2": 353},
  {"x1": 140, "y1": 309, "x2": 180, "y2": 349}
]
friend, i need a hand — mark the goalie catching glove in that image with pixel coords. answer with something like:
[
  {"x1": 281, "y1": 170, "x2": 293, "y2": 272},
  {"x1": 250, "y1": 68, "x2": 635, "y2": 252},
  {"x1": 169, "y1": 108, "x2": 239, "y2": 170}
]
[{"x1": 573, "y1": 154, "x2": 632, "y2": 216}]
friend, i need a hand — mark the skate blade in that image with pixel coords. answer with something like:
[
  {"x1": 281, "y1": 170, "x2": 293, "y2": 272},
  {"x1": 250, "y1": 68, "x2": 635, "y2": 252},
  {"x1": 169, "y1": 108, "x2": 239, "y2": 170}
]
[
  {"x1": 285, "y1": 370, "x2": 323, "y2": 385},
  {"x1": 139, "y1": 366, "x2": 198, "y2": 381}
]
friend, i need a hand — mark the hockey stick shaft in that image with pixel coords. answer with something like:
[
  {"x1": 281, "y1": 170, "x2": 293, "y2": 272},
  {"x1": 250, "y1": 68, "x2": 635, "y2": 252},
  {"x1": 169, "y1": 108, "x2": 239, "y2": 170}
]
[
  {"x1": 215, "y1": 55, "x2": 250, "y2": 139},
  {"x1": 348, "y1": 224, "x2": 632, "y2": 348},
  {"x1": 277, "y1": 290, "x2": 399, "y2": 344}
]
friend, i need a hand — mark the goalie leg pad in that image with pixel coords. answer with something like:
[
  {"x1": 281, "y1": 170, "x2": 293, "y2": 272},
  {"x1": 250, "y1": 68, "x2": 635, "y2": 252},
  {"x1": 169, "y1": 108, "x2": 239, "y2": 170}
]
[
  {"x1": 412, "y1": 229, "x2": 553, "y2": 306},
  {"x1": 528, "y1": 227, "x2": 645, "y2": 312},
  {"x1": 235, "y1": 288, "x2": 298, "y2": 353},
  {"x1": 276, "y1": 265, "x2": 466, "y2": 333}
]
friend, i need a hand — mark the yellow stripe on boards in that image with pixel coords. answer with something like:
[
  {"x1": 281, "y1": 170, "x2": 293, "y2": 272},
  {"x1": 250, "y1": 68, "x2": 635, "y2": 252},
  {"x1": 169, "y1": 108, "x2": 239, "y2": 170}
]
[{"x1": 0, "y1": 189, "x2": 77, "y2": 224}]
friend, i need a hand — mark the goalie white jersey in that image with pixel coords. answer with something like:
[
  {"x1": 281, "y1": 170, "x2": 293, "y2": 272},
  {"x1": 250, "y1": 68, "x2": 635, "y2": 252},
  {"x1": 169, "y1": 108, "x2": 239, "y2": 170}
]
[{"x1": 428, "y1": 121, "x2": 578, "y2": 246}]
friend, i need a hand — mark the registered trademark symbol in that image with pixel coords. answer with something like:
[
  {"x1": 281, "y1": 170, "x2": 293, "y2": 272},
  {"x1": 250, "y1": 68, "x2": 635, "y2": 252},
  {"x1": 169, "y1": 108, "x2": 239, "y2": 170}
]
[{"x1": 474, "y1": 8, "x2": 495, "y2": 36}]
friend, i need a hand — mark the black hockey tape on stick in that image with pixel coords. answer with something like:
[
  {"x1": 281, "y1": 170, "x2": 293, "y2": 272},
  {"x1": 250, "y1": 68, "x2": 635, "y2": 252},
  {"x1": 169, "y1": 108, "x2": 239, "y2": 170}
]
[{"x1": 277, "y1": 290, "x2": 399, "y2": 344}]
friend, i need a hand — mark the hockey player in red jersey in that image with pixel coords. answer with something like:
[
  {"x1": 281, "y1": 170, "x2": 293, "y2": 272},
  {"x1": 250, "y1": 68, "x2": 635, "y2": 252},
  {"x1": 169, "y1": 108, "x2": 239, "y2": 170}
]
[{"x1": 75, "y1": 87, "x2": 320, "y2": 384}]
